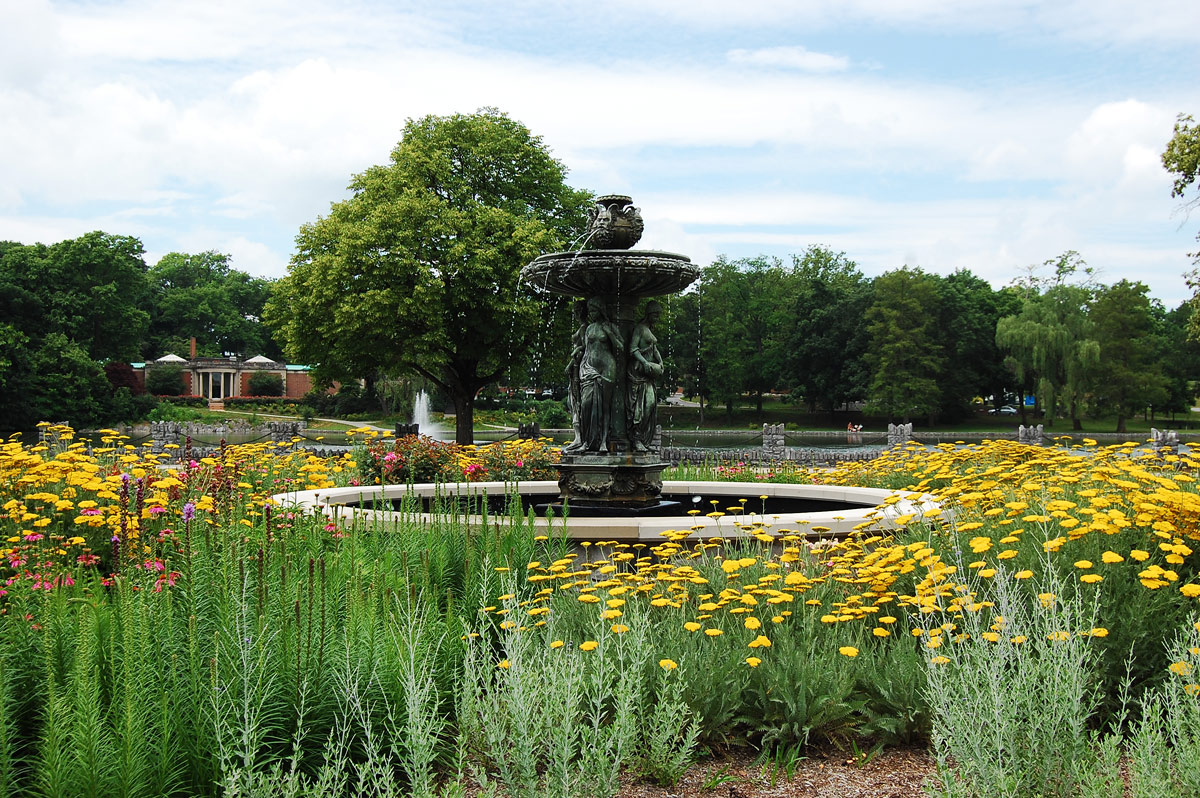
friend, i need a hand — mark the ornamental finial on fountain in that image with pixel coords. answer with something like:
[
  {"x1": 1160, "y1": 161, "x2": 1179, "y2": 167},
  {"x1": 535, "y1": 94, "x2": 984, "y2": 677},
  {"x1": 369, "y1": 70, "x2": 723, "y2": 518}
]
[{"x1": 585, "y1": 195, "x2": 644, "y2": 250}]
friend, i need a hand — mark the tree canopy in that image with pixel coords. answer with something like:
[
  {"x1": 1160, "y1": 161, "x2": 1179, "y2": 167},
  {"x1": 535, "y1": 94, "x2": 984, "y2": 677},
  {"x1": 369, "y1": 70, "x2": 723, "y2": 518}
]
[
  {"x1": 782, "y1": 246, "x2": 872, "y2": 418},
  {"x1": 863, "y1": 268, "x2": 945, "y2": 423},
  {"x1": 146, "y1": 251, "x2": 279, "y2": 360},
  {"x1": 0, "y1": 232, "x2": 150, "y2": 431},
  {"x1": 996, "y1": 252, "x2": 1100, "y2": 429},
  {"x1": 265, "y1": 109, "x2": 592, "y2": 443},
  {"x1": 1089, "y1": 280, "x2": 1168, "y2": 433}
]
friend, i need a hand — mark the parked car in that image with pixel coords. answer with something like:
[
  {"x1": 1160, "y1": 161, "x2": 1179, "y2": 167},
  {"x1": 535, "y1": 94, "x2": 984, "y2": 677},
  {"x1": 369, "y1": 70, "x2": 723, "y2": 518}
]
[{"x1": 988, "y1": 405, "x2": 1019, "y2": 415}]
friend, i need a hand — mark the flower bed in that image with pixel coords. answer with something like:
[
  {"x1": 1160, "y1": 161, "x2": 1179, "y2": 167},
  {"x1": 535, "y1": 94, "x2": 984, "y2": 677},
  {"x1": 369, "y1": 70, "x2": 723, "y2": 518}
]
[{"x1": 1, "y1": 429, "x2": 1199, "y2": 796}]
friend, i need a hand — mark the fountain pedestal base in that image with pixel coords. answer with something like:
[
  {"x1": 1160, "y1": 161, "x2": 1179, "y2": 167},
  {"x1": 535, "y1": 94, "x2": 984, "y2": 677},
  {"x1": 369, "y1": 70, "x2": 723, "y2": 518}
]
[{"x1": 556, "y1": 453, "x2": 667, "y2": 508}]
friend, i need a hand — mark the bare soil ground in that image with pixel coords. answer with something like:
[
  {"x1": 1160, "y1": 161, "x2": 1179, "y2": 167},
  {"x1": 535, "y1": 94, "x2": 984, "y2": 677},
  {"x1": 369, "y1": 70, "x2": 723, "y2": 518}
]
[{"x1": 614, "y1": 745, "x2": 938, "y2": 798}]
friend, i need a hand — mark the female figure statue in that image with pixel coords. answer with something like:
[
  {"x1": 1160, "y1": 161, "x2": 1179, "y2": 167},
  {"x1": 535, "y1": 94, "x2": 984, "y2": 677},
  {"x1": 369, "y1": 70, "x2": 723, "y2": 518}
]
[
  {"x1": 627, "y1": 301, "x2": 664, "y2": 452},
  {"x1": 563, "y1": 300, "x2": 588, "y2": 454},
  {"x1": 577, "y1": 296, "x2": 623, "y2": 453}
]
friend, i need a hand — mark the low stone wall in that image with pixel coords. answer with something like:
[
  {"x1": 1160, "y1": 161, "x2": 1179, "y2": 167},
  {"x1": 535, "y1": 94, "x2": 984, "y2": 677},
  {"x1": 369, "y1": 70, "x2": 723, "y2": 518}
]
[{"x1": 185, "y1": 445, "x2": 348, "y2": 461}]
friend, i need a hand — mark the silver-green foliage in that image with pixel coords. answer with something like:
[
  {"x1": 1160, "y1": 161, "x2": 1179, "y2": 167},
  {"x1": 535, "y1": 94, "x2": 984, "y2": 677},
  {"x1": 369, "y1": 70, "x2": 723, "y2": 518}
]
[
  {"x1": 637, "y1": 666, "x2": 701, "y2": 787},
  {"x1": 1125, "y1": 620, "x2": 1200, "y2": 798},
  {"x1": 923, "y1": 569, "x2": 1101, "y2": 798}
]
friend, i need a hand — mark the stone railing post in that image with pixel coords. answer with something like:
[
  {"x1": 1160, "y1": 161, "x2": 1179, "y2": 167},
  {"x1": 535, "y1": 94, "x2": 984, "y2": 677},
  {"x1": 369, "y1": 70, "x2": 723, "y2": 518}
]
[
  {"x1": 1152, "y1": 428, "x2": 1179, "y2": 457},
  {"x1": 887, "y1": 422, "x2": 913, "y2": 446},
  {"x1": 762, "y1": 423, "x2": 785, "y2": 457},
  {"x1": 267, "y1": 421, "x2": 301, "y2": 443},
  {"x1": 1018, "y1": 424, "x2": 1044, "y2": 445}
]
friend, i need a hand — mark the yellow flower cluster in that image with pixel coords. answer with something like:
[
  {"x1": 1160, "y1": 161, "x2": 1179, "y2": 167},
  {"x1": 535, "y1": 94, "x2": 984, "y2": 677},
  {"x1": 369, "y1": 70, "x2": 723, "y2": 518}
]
[
  {"x1": 481, "y1": 437, "x2": 1200, "y2": 668},
  {"x1": 1, "y1": 427, "x2": 346, "y2": 579}
]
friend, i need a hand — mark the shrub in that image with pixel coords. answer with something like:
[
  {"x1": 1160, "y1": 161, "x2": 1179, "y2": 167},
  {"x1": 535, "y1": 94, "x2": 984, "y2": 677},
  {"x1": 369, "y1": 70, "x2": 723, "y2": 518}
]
[
  {"x1": 245, "y1": 371, "x2": 283, "y2": 397},
  {"x1": 145, "y1": 364, "x2": 187, "y2": 396},
  {"x1": 145, "y1": 401, "x2": 203, "y2": 422},
  {"x1": 356, "y1": 435, "x2": 561, "y2": 484},
  {"x1": 103, "y1": 362, "x2": 144, "y2": 395},
  {"x1": 532, "y1": 399, "x2": 571, "y2": 428},
  {"x1": 158, "y1": 395, "x2": 206, "y2": 407}
]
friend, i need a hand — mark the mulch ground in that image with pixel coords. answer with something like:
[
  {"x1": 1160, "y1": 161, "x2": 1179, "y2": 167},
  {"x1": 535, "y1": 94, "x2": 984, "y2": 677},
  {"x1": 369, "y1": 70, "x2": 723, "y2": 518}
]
[{"x1": 614, "y1": 745, "x2": 938, "y2": 798}]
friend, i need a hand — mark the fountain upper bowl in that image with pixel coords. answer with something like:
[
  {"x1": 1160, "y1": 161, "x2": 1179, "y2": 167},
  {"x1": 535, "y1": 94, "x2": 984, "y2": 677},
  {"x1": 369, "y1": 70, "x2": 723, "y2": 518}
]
[{"x1": 521, "y1": 249, "x2": 698, "y2": 298}]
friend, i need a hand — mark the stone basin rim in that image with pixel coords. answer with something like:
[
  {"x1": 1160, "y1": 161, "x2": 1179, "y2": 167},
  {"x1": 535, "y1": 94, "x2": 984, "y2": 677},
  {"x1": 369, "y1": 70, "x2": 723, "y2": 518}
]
[
  {"x1": 273, "y1": 480, "x2": 941, "y2": 543},
  {"x1": 529, "y1": 249, "x2": 693, "y2": 261}
]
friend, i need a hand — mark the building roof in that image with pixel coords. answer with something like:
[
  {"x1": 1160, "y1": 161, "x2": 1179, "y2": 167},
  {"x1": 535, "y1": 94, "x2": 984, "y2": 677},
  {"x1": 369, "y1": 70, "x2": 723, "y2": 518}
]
[{"x1": 155, "y1": 353, "x2": 187, "y2": 363}]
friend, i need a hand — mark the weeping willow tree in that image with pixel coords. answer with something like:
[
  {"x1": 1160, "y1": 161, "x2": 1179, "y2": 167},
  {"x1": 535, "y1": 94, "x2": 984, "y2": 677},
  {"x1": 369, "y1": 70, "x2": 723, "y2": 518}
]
[{"x1": 995, "y1": 252, "x2": 1100, "y2": 430}]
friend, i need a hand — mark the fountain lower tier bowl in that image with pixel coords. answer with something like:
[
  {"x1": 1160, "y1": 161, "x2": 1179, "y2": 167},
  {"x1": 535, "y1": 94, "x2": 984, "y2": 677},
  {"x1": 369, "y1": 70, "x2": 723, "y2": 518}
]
[
  {"x1": 275, "y1": 481, "x2": 941, "y2": 544},
  {"x1": 521, "y1": 250, "x2": 698, "y2": 298}
]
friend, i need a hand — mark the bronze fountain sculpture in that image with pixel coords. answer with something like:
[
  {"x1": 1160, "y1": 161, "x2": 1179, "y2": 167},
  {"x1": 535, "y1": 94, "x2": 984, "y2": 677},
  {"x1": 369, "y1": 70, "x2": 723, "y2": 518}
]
[{"x1": 521, "y1": 196, "x2": 699, "y2": 514}]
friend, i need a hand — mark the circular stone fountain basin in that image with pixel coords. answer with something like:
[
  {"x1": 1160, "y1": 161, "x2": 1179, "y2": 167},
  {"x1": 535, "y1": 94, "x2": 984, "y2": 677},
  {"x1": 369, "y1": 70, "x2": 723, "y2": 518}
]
[{"x1": 274, "y1": 481, "x2": 940, "y2": 544}]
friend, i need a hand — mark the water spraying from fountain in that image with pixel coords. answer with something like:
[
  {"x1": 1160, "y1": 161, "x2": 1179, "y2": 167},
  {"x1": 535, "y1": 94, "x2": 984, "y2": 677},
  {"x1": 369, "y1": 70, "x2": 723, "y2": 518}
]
[{"x1": 411, "y1": 389, "x2": 448, "y2": 440}]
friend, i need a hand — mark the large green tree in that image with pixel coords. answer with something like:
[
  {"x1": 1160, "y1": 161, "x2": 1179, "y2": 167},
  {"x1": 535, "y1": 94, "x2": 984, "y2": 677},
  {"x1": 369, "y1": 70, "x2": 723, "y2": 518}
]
[
  {"x1": 266, "y1": 109, "x2": 591, "y2": 443},
  {"x1": 1163, "y1": 113, "x2": 1200, "y2": 339},
  {"x1": 1090, "y1": 280, "x2": 1169, "y2": 433},
  {"x1": 696, "y1": 257, "x2": 752, "y2": 419},
  {"x1": 934, "y1": 270, "x2": 1021, "y2": 421},
  {"x1": 863, "y1": 267, "x2": 945, "y2": 423},
  {"x1": 146, "y1": 251, "x2": 279, "y2": 360},
  {"x1": 995, "y1": 252, "x2": 1100, "y2": 429},
  {"x1": 0, "y1": 232, "x2": 150, "y2": 431},
  {"x1": 781, "y1": 246, "x2": 871, "y2": 418},
  {"x1": 1158, "y1": 301, "x2": 1200, "y2": 419}
]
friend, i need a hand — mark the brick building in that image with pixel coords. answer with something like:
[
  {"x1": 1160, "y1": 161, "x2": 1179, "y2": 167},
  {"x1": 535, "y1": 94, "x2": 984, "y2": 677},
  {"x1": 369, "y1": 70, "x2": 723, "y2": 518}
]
[{"x1": 134, "y1": 352, "x2": 317, "y2": 404}]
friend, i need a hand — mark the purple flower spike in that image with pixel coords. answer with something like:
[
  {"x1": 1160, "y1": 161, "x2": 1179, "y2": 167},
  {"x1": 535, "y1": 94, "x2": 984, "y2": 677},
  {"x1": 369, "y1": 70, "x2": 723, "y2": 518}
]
[{"x1": 183, "y1": 502, "x2": 195, "y2": 522}]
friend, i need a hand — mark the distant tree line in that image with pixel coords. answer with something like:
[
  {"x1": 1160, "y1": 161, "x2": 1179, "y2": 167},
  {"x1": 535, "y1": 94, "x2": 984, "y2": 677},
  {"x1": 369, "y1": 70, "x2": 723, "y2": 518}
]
[
  {"x1": 648, "y1": 246, "x2": 1200, "y2": 433},
  {"x1": 0, "y1": 232, "x2": 279, "y2": 432}
]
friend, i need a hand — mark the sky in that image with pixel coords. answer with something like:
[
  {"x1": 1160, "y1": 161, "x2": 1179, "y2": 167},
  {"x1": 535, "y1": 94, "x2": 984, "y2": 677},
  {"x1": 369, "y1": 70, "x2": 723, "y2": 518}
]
[{"x1": 2, "y1": 0, "x2": 1200, "y2": 305}]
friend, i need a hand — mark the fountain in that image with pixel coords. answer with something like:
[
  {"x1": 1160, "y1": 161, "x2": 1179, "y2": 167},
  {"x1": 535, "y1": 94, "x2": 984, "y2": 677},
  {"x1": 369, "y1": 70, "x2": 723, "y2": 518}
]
[
  {"x1": 520, "y1": 195, "x2": 698, "y2": 516},
  {"x1": 275, "y1": 196, "x2": 940, "y2": 542}
]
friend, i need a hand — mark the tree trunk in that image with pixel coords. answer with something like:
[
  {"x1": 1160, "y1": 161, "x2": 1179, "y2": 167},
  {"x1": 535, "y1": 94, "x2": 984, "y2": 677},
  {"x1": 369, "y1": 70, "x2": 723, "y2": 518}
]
[
  {"x1": 1115, "y1": 414, "x2": 1126, "y2": 434},
  {"x1": 452, "y1": 392, "x2": 474, "y2": 444},
  {"x1": 755, "y1": 392, "x2": 763, "y2": 418}
]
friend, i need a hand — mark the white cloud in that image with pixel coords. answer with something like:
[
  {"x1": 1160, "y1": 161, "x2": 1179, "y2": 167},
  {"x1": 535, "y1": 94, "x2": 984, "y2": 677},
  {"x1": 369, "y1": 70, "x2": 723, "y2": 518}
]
[
  {"x1": 0, "y1": 0, "x2": 1195, "y2": 309},
  {"x1": 727, "y1": 46, "x2": 849, "y2": 72},
  {"x1": 615, "y1": 0, "x2": 1200, "y2": 46}
]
